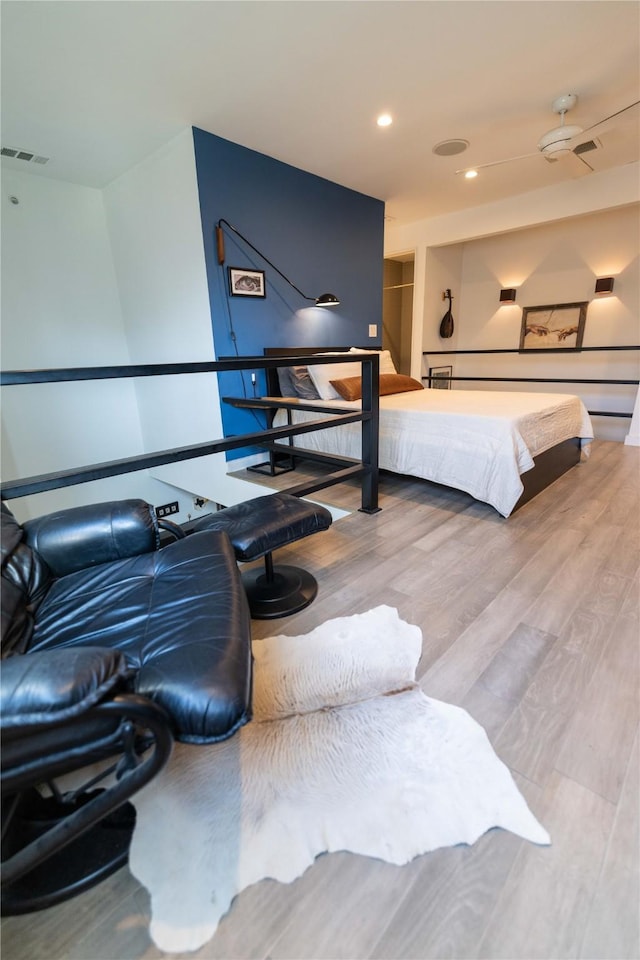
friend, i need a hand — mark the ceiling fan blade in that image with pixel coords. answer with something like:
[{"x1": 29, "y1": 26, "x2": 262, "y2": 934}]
[
  {"x1": 455, "y1": 151, "x2": 539, "y2": 174},
  {"x1": 457, "y1": 98, "x2": 639, "y2": 178},
  {"x1": 572, "y1": 99, "x2": 640, "y2": 143},
  {"x1": 567, "y1": 150, "x2": 594, "y2": 177},
  {"x1": 574, "y1": 151, "x2": 594, "y2": 171},
  {"x1": 543, "y1": 149, "x2": 593, "y2": 175}
]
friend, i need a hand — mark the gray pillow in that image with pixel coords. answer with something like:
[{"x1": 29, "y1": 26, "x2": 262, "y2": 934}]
[
  {"x1": 277, "y1": 365, "x2": 320, "y2": 400},
  {"x1": 277, "y1": 367, "x2": 297, "y2": 397},
  {"x1": 290, "y1": 365, "x2": 321, "y2": 399}
]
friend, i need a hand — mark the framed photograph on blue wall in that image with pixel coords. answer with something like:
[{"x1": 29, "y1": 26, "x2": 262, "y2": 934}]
[{"x1": 228, "y1": 267, "x2": 266, "y2": 298}]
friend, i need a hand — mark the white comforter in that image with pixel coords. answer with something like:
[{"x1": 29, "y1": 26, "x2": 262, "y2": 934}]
[{"x1": 274, "y1": 389, "x2": 593, "y2": 517}]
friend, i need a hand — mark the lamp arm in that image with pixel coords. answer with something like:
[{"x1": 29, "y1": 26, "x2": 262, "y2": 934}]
[{"x1": 216, "y1": 219, "x2": 314, "y2": 301}]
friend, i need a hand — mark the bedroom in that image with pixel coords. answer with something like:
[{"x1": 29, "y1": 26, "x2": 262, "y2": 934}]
[{"x1": 1, "y1": 2, "x2": 639, "y2": 958}]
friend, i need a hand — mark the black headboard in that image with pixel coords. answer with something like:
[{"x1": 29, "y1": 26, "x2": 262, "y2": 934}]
[{"x1": 263, "y1": 346, "x2": 367, "y2": 396}]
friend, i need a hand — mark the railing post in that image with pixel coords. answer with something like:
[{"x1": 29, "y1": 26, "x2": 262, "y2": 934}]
[{"x1": 359, "y1": 355, "x2": 380, "y2": 514}]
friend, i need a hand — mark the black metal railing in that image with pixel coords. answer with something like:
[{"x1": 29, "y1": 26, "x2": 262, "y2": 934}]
[{"x1": 1, "y1": 354, "x2": 380, "y2": 512}]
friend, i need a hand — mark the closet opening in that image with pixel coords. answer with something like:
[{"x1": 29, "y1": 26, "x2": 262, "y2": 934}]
[{"x1": 383, "y1": 253, "x2": 414, "y2": 376}]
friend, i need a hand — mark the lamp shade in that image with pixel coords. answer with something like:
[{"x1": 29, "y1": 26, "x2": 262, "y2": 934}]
[
  {"x1": 315, "y1": 293, "x2": 340, "y2": 306},
  {"x1": 594, "y1": 277, "x2": 614, "y2": 296}
]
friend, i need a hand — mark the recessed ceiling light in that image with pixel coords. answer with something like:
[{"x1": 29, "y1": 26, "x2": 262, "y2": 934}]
[
  {"x1": 377, "y1": 114, "x2": 393, "y2": 128},
  {"x1": 464, "y1": 169, "x2": 478, "y2": 179},
  {"x1": 432, "y1": 139, "x2": 469, "y2": 156}
]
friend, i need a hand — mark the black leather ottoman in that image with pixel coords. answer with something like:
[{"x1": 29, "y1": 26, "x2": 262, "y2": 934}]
[{"x1": 190, "y1": 493, "x2": 333, "y2": 619}]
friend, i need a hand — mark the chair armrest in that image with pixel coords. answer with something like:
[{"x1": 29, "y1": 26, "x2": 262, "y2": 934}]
[
  {"x1": 23, "y1": 500, "x2": 159, "y2": 576},
  {"x1": 1, "y1": 647, "x2": 133, "y2": 733}
]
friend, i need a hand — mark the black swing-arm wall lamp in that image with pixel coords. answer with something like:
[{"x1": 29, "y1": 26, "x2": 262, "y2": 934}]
[{"x1": 215, "y1": 219, "x2": 339, "y2": 307}]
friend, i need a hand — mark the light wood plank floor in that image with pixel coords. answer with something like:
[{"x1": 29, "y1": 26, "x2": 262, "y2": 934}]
[{"x1": 2, "y1": 440, "x2": 638, "y2": 960}]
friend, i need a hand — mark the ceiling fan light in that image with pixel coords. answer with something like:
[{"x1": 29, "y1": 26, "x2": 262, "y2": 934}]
[
  {"x1": 538, "y1": 124, "x2": 583, "y2": 155},
  {"x1": 543, "y1": 144, "x2": 572, "y2": 157}
]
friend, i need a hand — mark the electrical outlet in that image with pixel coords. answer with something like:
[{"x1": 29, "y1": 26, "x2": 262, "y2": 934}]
[
  {"x1": 156, "y1": 501, "x2": 179, "y2": 518},
  {"x1": 193, "y1": 496, "x2": 209, "y2": 510},
  {"x1": 368, "y1": 324, "x2": 377, "y2": 337}
]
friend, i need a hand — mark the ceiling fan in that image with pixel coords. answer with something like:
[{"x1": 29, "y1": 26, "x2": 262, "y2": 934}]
[{"x1": 457, "y1": 94, "x2": 640, "y2": 176}]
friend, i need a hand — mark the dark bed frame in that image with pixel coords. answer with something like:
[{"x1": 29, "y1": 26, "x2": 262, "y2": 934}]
[{"x1": 263, "y1": 347, "x2": 582, "y2": 514}]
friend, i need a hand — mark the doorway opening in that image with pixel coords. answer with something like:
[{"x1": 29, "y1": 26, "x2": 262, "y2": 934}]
[{"x1": 383, "y1": 253, "x2": 414, "y2": 375}]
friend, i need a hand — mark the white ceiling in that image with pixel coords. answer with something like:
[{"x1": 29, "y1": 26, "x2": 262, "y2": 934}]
[{"x1": 2, "y1": 0, "x2": 639, "y2": 225}]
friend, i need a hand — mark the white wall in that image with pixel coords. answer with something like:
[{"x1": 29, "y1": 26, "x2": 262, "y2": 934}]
[
  {"x1": 385, "y1": 163, "x2": 640, "y2": 254},
  {"x1": 454, "y1": 207, "x2": 638, "y2": 440},
  {"x1": 0, "y1": 170, "x2": 175, "y2": 520},
  {"x1": 1, "y1": 139, "x2": 265, "y2": 524},
  {"x1": 385, "y1": 163, "x2": 640, "y2": 442},
  {"x1": 103, "y1": 128, "x2": 267, "y2": 514},
  {"x1": 422, "y1": 245, "x2": 464, "y2": 379},
  {"x1": 1, "y1": 171, "x2": 126, "y2": 365}
]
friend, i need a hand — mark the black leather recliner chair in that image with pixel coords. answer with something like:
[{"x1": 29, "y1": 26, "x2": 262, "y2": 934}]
[{"x1": 1, "y1": 499, "x2": 253, "y2": 914}]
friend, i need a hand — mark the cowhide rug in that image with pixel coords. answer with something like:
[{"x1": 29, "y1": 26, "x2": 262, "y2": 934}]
[{"x1": 129, "y1": 605, "x2": 550, "y2": 953}]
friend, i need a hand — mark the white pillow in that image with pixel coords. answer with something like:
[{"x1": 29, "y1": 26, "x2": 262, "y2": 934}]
[
  {"x1": 348, "y1": 347, "x2": 397, "y2": 375},
  {"x1": 307, "y1": 358, "x2": 362, "y2": 400}
]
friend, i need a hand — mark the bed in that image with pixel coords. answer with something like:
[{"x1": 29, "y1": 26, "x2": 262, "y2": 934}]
[{"x1": 263, "y1": 347, "x2": 594, "y2": 518}]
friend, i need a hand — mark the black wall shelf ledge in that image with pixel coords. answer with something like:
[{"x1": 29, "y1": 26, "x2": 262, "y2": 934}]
[
  {"x1": 423, "y1": 345, "x2": 639, "y2": 355},
  {"x1": 420, "y1": 376, "x2": 638, "y2": 385},
  {"x1": 421, "y1": 344, "x2": 639, "y2": 423},
  {"x1": 588, "y1": 411, "x2": 632, "y2": 419}
]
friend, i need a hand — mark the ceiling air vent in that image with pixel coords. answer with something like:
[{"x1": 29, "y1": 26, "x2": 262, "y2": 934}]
[{"x1": 1, "y1": 146, "x2": 49, "y2": 165}]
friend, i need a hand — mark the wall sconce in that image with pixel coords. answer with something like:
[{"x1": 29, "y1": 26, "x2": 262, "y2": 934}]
[
  {"x1": 499, "y1": 288, "x2": 517, "y2": 304},
  {"x1": 594, "y1": 277, "x2": 615, "y2": 296},
  {"x1": 215, "y1": 219, "x2": 340, "y2": 306}
]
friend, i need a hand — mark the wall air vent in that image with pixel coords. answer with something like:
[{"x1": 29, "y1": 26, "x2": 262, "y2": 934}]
[{"x1": 1, "y1": 146, "x2": 49, "y2": 165}]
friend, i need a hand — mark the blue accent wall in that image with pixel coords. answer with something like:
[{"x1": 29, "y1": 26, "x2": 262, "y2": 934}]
[{"x1": 192, "y1": 127, "x2": 385, "y2": 457}]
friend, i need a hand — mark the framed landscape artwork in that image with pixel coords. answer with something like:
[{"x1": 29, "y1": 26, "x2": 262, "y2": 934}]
[{"x1": 519, "y1": 302, "x2": 588, "y2": 351}]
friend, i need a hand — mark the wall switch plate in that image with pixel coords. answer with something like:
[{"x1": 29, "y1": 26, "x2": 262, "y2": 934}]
[
  {"x1": 368, "y1": 324, "x2": 377, "y2": 337},
  {"x1": 156, "y1": 501, "x2": 179, "y2": 518}
]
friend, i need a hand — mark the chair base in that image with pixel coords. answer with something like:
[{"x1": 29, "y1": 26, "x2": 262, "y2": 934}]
[
  {"x1": 1, "y1": 791, "x2": 135, "y2": 915},
  {"x1": 241, "y1": 564, "x2": 318, "y2": 619}
]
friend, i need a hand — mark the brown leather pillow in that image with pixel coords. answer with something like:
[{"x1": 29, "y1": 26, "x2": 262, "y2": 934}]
[{"x1": 330, "y1": 373, "x2": 424, "y2": 402}]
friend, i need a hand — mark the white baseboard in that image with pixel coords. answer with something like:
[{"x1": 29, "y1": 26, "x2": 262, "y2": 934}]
[{"x1": 624, "y1": 388, "x2": 639, "y2": 445}]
